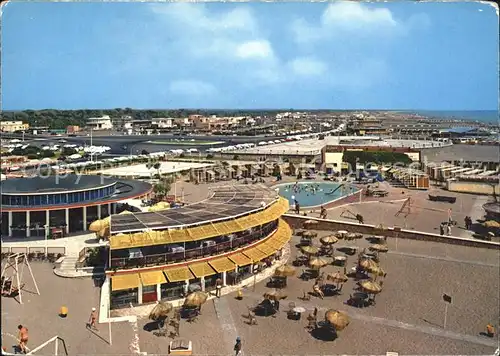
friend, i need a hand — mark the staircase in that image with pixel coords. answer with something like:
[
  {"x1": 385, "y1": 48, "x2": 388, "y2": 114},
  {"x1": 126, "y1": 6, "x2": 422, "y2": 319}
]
[{"x1": 53, "y1": 256, "x2": 103, "y2": 278}]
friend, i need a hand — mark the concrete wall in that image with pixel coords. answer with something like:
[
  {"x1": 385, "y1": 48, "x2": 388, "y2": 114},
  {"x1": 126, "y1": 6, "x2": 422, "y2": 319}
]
[
  {"x1": 282, "y1": 214, "x2": 500, "y2": 250},
  {"x1": 447, "y1": 180, "x2": 500, "y2": 195}
]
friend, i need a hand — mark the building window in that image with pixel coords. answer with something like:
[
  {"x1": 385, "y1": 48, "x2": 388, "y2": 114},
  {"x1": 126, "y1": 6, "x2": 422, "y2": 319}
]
[{"x1": 34, "y1": 195, "x2": 41, "y2": 205}]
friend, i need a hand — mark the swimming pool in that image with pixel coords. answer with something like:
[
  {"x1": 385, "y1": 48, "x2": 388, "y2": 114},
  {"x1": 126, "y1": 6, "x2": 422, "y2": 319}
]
[{"x1": 276, "y1": 182, "x2": 359, "y2": 208}]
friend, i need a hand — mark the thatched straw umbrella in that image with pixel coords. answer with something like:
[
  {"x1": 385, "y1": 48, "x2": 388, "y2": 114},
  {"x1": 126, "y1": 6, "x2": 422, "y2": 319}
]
[
  {"x1": 327, "y1": 271, "x2": 348, "y2": 284},
  {"x1": 184, "y1": 291, "x2": 208, "y2": 308},
  {"x1": 119, "y1": 210, "x2": 133, "y2": 215},
  {"x1": 368, "y1": 266, "x2": 386, "y2": 280},
  {"x1": 302, "y1": 231, "x2": 318, "y2": 238},
  {"x1": 344, "y1": 232, "x2": 358, "y2": 241},
  {"x1": 274, "y1": 265, "x2": 296, "y2": 277},
  {"x1": 358, "y1": 258, "x2": 379, "y2": 273},
  {"x1": 263, "y1": 290, "x2": 287, "y2": 301},
  {"x1": 149, "y1": 301, "x2": 173, "y2": 321},
  {"x1": 320, "y1": 235, "x2": 339, "y2": 245},
  {"x1": 303, "y1": 220, "x2": 319, "y2": 229},
  {"x1": 308, "y1": 257, "x2": 329, "y2": 269},
  {"x1": 369, "y1": 244, "x2": 389, "y2": 252},
  {"x1": 89, "y1": 219, "x2": 108, "y2": 232},
  {"x1": 484, "y1": 220, "x2": 500, "y2": 228},
  {"x1": 359, "y1": 280, "x2": 382, "y2": 294},
  {"x1": 324, "y1": 309, "x2": 350, "y2": 331},
  {"x1": 97, "y1": 226, "x2": 110, "y2": 238},
  {"x1": 301, "y1": 245, "x2": 319, "y2": 255}
]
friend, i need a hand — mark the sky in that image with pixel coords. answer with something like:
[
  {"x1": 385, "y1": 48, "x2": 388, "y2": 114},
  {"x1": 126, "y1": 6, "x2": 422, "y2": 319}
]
[{"x1": 1, "y1": 1, "x2": 499, "y2": 111}]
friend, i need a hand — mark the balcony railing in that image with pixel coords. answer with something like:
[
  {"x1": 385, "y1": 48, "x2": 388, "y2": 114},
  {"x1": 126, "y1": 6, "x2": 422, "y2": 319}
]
[{"x1": 109, "y1": 220, "x2": 278, "y2": 270}]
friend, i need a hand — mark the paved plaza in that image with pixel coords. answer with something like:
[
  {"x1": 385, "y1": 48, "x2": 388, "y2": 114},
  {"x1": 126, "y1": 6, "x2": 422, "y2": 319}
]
[{"x1": 2, "y1": 232, "x2": 498, "y2": 355}]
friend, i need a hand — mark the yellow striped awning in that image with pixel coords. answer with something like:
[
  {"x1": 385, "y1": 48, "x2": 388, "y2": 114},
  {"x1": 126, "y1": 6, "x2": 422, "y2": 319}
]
[
  {"x1": 228, "y1": 253, "x2": 252, "y2": 266},
  {"x1": 256, "y1": 243, "x2": 276, "y2": 257},
  {"x1": 188, "y1": 262, "x2": 216, "y2": 278},
  {"x1": 110, "y1": 198, "x2": 289, "y2": 249},
  {"x1": 209, "y1": 257, "x2": 236, "y2": 273},
  {"x1": 164, "y1": 266, "x2": 194, "y2": 283},
  {"x1": 243, "y1": 247, "x2": 267, "y2": 262},
  {"x1": 168, "y1": 229, "x2": 190, "y2": 243},
  {"x1": 111, "y1": 273, "x2": 141, "y2": 291},
  {"x1": 140, "y1": 270, "x2": 167, "y2": 286},
  {"x1": 263, "y1": 238, "x2": 284, "y2": 251}
]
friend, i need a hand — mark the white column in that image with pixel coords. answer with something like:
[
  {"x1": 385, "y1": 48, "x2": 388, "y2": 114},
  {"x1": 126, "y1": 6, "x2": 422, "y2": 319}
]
[
  {"x1": 8, "y1": 211, "x2": 13, "y2": 236},
  {"x1": 138, "y1": 284, "x2": 143, "y2": 304},
  {"x1": 112, "y1": 203, "x2": 117, "y2": 214},
  {"x1": 97, "y1": 205, "x2": 102, "y2": 220},
  {"x1": 65, "y1": 208, "x2": 70, "y2": 235},
  {"x1": 156, "y1": 283, "x2": 161, "y2": 301},
  {"x1": 45, "y1": 210, "x2": 50, "y2": 228},
  {"x1": 26, "y1": 211, "x2": 31, "y2": 237},
  {"x1": 83, "y1": 206, "x2": 87, "y2": 231},
  {"x1": 184, "y1": 280, "x2": 189, "y2": 294},
  {"x1": 108, "y1": 203, "x2": 112, "y2": 216},
  {"x1": 200, "y1": 277, "x2": 206, "y2": 292},
  {"x1": 222, "y1": 271, "x2": 227, "y2": 287}
]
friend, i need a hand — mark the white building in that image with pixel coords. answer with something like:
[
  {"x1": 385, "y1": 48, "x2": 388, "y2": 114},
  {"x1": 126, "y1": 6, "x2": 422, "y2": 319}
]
[
  {"x1": 152, "y1": 118, "x2": 174, "y2": 128},
  {"x1": 86, "y1": 116, "x2": 113, "y2": 130}
]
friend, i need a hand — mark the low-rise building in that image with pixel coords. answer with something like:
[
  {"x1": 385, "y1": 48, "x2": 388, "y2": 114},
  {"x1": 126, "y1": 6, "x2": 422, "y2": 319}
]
[
  {"x1": 152, "y1": 118, "x2": 174, "y2": 129},
  {"x1": 86, "y1": 116, "x2": 113, "y2": 130},
  {"x1": 66, "y1": 125, "x2": 80, "y2": 134},
  {"x1": 0, "y1": 121, "x2": 29, "y2": 132}
]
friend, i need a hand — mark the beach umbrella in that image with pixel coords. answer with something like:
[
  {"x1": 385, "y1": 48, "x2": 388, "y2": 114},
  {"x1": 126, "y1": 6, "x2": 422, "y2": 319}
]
[
  {"x1": 97, "y1": 226, "x2": 110, "y2": 238},
  {"x1": 327, "y1": 271, "x2": 348, "y2": 284},
  {"x1": 359, "y1": 280, "x2": 382, "y2": 294},
  {"x1": 320, "y1": 235, "x2": 339, "y2": 245},
  {"x1": 301, "y1": 245, "x2": 319, "y2": 255},
  {"x1": 183, "y1": 291, "x2": 208, "y2": 308},
  {"x1": 274, "y1": 265, "x2": 296, "y2": 277},
  {"x1": 263, "y1": 290, "x2": 287, "y2": 301},
  {"x1": 358, "y1": 258, "x2": 379, "y2": 271},
  {"x1": 302, "y1": 231, "x2": 318, "y2": 238},
  {"x1": 303, "y1": 220, "x2": 319, "y2": 228},
  {"x1": 368, "y1": 266, "x2": 386, "y2": 278},
  {"x1": 149, "y1": 301, "x2": 173, "y2": 321},
  {"x1": 309, "y1": 257, "x2": 329, "y2": 269},
  {"x1": 89, "y1": 219, "x2": 108, "y2": 232},
  {"x1": 369, "y1": 244, "x2": 389, "y2": 252},
  {"x1": 483, "y1": 220, "x2": 500, "y2": 228},
  {"x1": 119, "y1": 210, "x2": 133, "y2": 215},
  {"x1": 324, "y1": 310, "x2": 350, "y2": 331}
]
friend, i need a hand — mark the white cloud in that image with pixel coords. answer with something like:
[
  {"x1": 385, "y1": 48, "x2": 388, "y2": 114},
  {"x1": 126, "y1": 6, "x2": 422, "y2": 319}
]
[
  {"x1": 322, "y1": 2, "x2": 397, "y2": 30},
  {"x1": 168, "y1": 80, "x2": 217, "y2": 96},
  {"x1": 289, "y1": 57, "x2": 327, "y2": 77},
  {"x1": 291, "y1": 2, "x2": 418, "y2": 44},
  {"x1": 236, "y1": 40, "x2": 274, "y2": 60}
]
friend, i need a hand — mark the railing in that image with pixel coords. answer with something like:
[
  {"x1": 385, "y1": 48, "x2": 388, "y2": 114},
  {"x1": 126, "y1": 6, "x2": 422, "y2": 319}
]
[
  {"x1": 0, "y1": 335, "x2": 68, "y2": 355},
  {"x1": 109, "y1": 220, "x2": 278, "y2": 269}
]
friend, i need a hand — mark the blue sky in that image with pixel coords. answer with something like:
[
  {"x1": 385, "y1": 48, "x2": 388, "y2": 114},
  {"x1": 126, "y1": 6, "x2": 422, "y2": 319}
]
[{"x1": 2, "y1": 1, "x2": 499, "y2": 111}]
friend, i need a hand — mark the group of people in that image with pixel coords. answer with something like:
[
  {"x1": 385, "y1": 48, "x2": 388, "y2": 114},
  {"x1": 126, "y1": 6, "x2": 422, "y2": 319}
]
[{"x1": 439, "y1": 222, "x2": 453, "y2": 236}]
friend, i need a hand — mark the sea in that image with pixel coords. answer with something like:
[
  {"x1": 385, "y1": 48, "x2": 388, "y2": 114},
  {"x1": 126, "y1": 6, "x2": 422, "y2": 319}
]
[{"x1": 395, "y1": 110, "x2": 499, "y2": 124}]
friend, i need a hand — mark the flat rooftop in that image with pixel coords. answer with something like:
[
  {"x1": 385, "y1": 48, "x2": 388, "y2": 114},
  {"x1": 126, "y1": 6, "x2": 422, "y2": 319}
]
[
  {"x1": 1, "y1": 174, "x2": 116, "y2": 194},
  {"x1": 421, "y1": 144, "x2": 500, "y2": 163},
  {"x1": 111, "y1": 184, "x2": 280, "y2": 233},
  {"x1": 97, "y1": 161, "x2": 214, "y2": 177},
  {"x1": 232, "y1": 137, "x2": 449, "y2": 156}
]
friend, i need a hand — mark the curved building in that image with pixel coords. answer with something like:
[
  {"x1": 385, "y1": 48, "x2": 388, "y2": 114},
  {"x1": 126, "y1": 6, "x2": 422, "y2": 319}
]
[
  {"x1": 107, "y1": 184, "x2": 291, "y2": 309},
  {"x1": 0, "y1": 175, "x2": 152, "y2": 238}
]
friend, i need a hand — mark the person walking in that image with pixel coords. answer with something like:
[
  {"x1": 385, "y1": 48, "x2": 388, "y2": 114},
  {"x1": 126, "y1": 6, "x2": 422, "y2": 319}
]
[
  {"x1": 88, "y1": 307, "x2": 98, "y2": 331},
  {"x1": 439, "y1": 224, "x2": 444, "y2": 236},
  {"x1": 234, "y1": 336, "x2": 242, "y2": 356},
  {"x1": 17, "y1": 325, "x2": 29, "y2": 354},
  {"x1": 446, "y1": 224, "x2": 452, "y2": 236},
  {"x1": 215, "y1": 278, "x2": 222, "y2": 298}
]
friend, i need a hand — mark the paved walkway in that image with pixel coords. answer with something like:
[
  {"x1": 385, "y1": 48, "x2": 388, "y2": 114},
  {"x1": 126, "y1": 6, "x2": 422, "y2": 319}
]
[
  {"x1": 238, "y1": 290, "x2": 498, "y2": 348},
  {"x1": 213, "y1": 297, "x2": 240, "y2": 354},
  {"x1": 387, "y1": 250, "x2": 500, "y2": 268}
]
